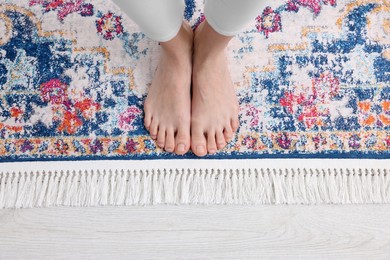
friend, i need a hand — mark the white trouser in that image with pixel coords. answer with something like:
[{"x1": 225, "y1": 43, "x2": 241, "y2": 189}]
[{"x1": 113, "y1": 0, "x2": 266, "y2": 42}]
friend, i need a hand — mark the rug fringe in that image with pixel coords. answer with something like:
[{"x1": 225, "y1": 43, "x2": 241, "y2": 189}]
[{"x1": 0, "y1": 168, "x2": 389, "y2": 208}]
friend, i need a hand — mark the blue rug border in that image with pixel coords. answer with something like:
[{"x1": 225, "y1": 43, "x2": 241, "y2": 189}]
[{"x1": 1, "y1": 150, "x2": 390, "y2": 164}]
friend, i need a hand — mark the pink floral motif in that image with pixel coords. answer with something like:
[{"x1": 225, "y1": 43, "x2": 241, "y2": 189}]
[
  {"x1": 256, "y1": 7, "x2": 281, "y2": 38},
  {"x1": 280, "y1": 87, "x2": 321, "y2": 129},
  {"x1": 286, "y1": 0, "x2": 336, "y2": 15},
  {"x1": 348, "y1": 134, "x2": 361, "y2": 149},
  {"x1": 242, "y1": 136, "x2": 258, "y2": 149},
  {"x1": 257, "y1": 0, "x2": 337, "y2": 37},
  {"x1": 29, "y1": 0, "x2": 93, "y2": 21},
  {"x1": 125, "y1": 138, "x2": 138, "y2": 153},
  {"x1": 118, "y1": 106, "x2": 142, "y2": 131},
  {"x1": 312, "y1": 134, "x2": 327, "y2": 149},
  {"x1": 312, "y1": 72, "x2": 340, "y2": 102},
  {"x1": 40, "y1": 79, "x2": 68, "y2": 105},
  {"x1": 385, "y1": 135, "x2": 390, "y2": 148},
  {"x1": 280, "y1": 72, "x2": 340, "y2": 129},
  {"x1": 241, "y1": 104, "x2": 261, "y2": 129},
  {"x1": 21, "y1": 140, "x2": 34, "y2": 153},
  {"x1": 276, "y1": 133, "x2": 292, "y2": 149},
  {"x1": 96, "y1": 12, "x2": 124, "y2": 40},
  {"x1": 89, "y1": 139, "x2": 103, "y2": 154},
  {"x1": 39, "y1": 78, "x2": 106, "y2": 135}
]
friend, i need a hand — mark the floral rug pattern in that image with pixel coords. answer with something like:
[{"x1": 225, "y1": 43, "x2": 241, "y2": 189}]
[{"x1": 0, "y1": 0, "x2": 389, "y2": 161}]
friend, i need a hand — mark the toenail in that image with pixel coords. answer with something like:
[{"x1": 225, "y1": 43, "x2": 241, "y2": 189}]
[
  {"x1": 209, "y1": 149, "x2": 216, "y2": 154},
  {"x1": 196, "y1": 145, "x2": 205, "y2": 154},
  {"x1": 165, "y1": 147, "x2": 173, "y2": 152},
  {"x1": 177, "y1": 143, "x2": 186, "y2": 153}
]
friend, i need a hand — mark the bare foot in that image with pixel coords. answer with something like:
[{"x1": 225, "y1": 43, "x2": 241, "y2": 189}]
[
  {"x1": 144, "y1": 21, "x2": 193, "y2": 155},
  {"x1": 191, "y1": 21, "x2": 240, "y2": 157}
]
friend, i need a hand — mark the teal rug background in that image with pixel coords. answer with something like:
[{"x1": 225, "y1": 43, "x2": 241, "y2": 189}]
[{"x1": 0, "y1": 0, "x2": 389, "y2": 162}]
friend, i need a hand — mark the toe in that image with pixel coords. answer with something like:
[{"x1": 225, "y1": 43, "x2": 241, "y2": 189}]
[
  {"x1": 156, "y1": 126, "x2": 166, "y2": 148},
  {"x1": 174, "y1": 127, "x2": 190, "y2": 155},
  {"x1": 149, "y1": 119, "x2": 159, "y2": 140},
  {"x1": 231, "y1": 116, "x2": 239, "y2": 133},
  {"x1": 191, "y1": 128, "x2": 207, "y2": 157},
  {"x1": 206, "y1": 130, "x2": 217, "y2": 154},
  {"x1": 165, "y1": 128, "x2": 175, "y2": 153},
  {"x1": 144, "y1": 112, "x2": 152, "y2": 130},
  {"x1": 223, "y1": 125, "x2": 234, "y2": 143},
  {"x1": 216, "y1": 130, "x2": 226, "y2": 150}
]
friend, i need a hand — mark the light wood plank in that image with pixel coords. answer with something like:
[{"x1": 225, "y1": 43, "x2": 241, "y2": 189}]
[{"x1": 0, "y1": 205, "x2": 390, "y2": 259}]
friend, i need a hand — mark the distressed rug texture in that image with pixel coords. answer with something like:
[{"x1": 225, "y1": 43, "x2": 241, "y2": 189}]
[
  {"x1": 0, "y1": 0, "x2": 389, "y2": 208},
  {"x1": 0, "y1": 0, "x2": 389, "y2": 161}
]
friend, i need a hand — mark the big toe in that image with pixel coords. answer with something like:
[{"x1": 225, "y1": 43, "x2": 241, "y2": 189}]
[
  {"x1": 191, "y1": 128, "x2": 207, "y2": 157},
  {"x1": 174, "y1": 127, "x2": 190, "y2": 155},
  {"x1": 164, "y1": 128, "x2": 175, "y2": 153}
]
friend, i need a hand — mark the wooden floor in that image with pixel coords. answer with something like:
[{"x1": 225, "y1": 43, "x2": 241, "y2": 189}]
[{"x1": 0, "y1": 204, "x2": 390, "y2": 259}]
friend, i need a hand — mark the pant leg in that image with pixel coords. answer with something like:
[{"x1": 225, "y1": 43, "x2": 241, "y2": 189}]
[
  {"x1": 113, "y1": 0, "x2": 185, "y2": 42},
  {"x1": 204, "y1": 0, "x2": 267, "y2": 37}
]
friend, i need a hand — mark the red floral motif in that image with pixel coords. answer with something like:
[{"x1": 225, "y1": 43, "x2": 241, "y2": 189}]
[
  {"x1": 29, "y1": 0, "x2": 93, "y2": 21},
  {"x1": 256, "y1": 7, "x2": 281, "y2": 38},
  {"x1": 40, "y1": 79, "x2": 103, "y2": 135},
  {"x1": 10, "y1": 107, "x2": 24, "y2": 121},
  {"x1": 96, "y1": 12, "x2": 124, "y2": 40},
  {"x1": 280, "y1": 88, "x2": 321, "y2": 129},
  {"x1": 74, "y1": 98, "x2": 101, "y2": 120},
  {"x1": 57, "y1": 110, "x2": 83, "y2": 134},
  {"x1": 280, "y1": 72, "x2": 340, "y2": 129},
  {"x1": 53, "y1": 99, "x2": 101, "y2": 135},
  {"x1": 54, "y1": 139, "x2": 69, "y2": 154}
]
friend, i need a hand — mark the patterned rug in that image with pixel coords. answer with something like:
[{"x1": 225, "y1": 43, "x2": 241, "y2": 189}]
[
  {"x1": 1, "y1": 0, "x2": 390, "y2": 208},
  {"x1": 0, "y1": 0, "x2": 389, "y2": 162}
]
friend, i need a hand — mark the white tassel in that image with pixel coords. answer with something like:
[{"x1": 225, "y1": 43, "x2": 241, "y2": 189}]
[{"x1": 0, "y1": 168, "x2": 389, "y2": 208}]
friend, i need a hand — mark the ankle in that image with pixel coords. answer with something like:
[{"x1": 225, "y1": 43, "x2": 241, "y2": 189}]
[
  {"x1": 194, "y1": 20, "x2": 233, "y2": 55},
  {"x1": 160, "y1": 22, "x2": 193, "y2": 55}
]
